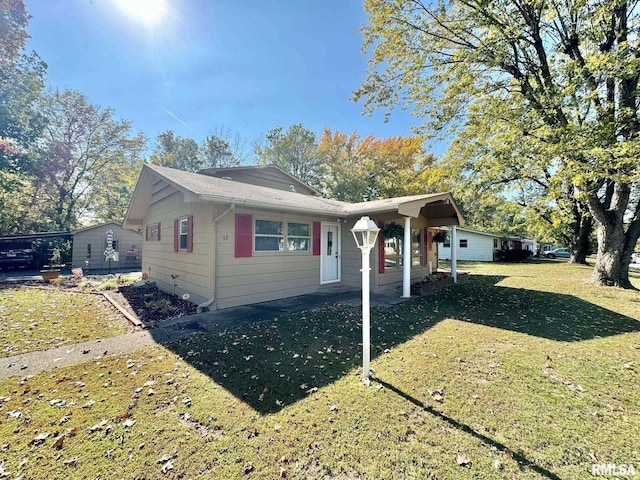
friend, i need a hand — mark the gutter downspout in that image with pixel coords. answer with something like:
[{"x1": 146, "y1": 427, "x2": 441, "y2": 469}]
[{"x1": 197, "y1": 203, "x2": 235, "y2": 313}]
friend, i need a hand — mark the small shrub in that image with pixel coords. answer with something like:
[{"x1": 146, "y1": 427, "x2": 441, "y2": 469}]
[
  {"x1": 497, "y1": 249, "x2": 532, "y2": 262},
  {"x1": 144, "y1": 298, "x2": 177, "y2": 316}
]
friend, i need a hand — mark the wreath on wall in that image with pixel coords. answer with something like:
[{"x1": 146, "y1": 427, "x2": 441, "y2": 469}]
[
  {"x1": 432, "y1": 230, "x2": 448, "y2": 243},
  {"x1": 382, "y1": 222, "x2": 404, "y2": 239}
]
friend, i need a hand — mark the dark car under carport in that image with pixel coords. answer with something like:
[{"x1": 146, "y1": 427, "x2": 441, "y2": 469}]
[{"x1": 0, "y1": 241, "x2": 34, "y2": 269}]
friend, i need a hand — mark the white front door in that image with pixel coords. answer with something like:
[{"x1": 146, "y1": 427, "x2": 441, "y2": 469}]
[{"x1": 321, "y1": 222, "x2": 341, "y2": 283}]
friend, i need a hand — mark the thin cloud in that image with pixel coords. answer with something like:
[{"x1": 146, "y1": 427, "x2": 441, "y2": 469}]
[{"x1": 164, "y1": 108, "x2": 194, "y2": 131}]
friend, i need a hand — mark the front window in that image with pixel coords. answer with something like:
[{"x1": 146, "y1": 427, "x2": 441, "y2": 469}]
[
  {"x1": 254, "y1": 219, "x2": 311, "y2": 252},
  {"x1": 411, "y1": 228, "x2": 422, "y2": 266},
  {"x1": 287, "y1": 222, "x2": 310, "y2": 251},
  {"x1": 384, "y1": 227, "x2": 422, "y2": 270},
  {"x1": 179, "y1": 218, "x2": 188, "y2": 250},
  {"x1": 255, "y1": 219, "x2": 284, "y2": 251}
]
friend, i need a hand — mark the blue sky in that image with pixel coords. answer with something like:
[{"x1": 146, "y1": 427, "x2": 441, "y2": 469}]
[{"x1": 25, "y1": 0, "x2": 423, "y2": 158}]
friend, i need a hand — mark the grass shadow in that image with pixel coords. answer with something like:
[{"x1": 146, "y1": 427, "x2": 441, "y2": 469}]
[
  {"x1": 438, "y1": 275, "x2": 640, "y2": 341},
  {"x1": 158, "y1": 274, "x2": 639, "y2": 414},
  {"x1": 375, "y1": 378, "x2": 562, "y2": 480}
]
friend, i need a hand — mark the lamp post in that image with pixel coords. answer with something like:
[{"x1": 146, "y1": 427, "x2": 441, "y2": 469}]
[{"x1": 350, "y1": 216, "x2": 380, "y2": 385}]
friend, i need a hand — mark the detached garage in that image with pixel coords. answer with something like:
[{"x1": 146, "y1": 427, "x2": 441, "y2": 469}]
[{"x1": 72, "y1": 222, "x2": 142, "y2": 272}]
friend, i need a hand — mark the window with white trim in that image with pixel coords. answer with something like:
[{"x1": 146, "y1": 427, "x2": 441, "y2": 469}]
[
  {"x1": 148, "y1": 223, "x2": 160, "y2": 241},
  {"x1": 179, "y1": 218, "x2": 188, "y2": 250},
  {"x1": 287, "y1": 222, "x2": 311, "y2": 251},
  {"x1": 254, "y1": 219, "x2": 311, "y2": 252}
]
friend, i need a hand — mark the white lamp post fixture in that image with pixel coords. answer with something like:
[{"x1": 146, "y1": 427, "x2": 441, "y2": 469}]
[{"x1": 350, "y1": 216, "x2": 380, "y2": 385}]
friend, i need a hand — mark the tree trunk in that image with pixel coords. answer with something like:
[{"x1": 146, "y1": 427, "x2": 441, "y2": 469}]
[
  {"x1": 586, "y1": 182, "x2": 639, "y2": 289},
  {"x1": 590, "y1": 222, "x2": 635, "y2": 288},
  {"x1": 568, "y1": 214, "x2": 592, "y2": 264}
]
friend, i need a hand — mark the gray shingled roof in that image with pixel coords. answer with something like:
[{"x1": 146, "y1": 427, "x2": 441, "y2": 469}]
[{"x1": 129, "y1": 164, "x2": 462, "y2": 223}]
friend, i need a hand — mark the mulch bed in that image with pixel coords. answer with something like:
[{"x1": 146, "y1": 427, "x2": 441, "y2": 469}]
[{"x1": 116, "y1": 284, "x2": 198, "y2": 328}]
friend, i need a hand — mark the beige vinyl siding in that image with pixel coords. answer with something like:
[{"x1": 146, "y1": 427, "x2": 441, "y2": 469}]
[
  {"x1": 72, "y1": 223, "x2": 142, "y2": 272},
  {"x1": 141, "y1": 182, "x2": 214, "y2": 304},
  {"x1": 340, "y1": 218, "x2": 364, "y2": 288},
  {"x1": 214, "y1": 209, "x2": 332, "y2": 310}
]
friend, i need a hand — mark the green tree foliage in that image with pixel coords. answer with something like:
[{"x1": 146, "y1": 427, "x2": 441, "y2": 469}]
[
  {"x1": 445, "y1": 108, "x2": 594, "y2": 263},
  {"x1": 0, "y1": 0, "x2": 46, "y2": 165},
  {"x1": 254, "y1": 124, "x2": 320, "y2": 185},
  {"x1": 201, "y1": 126, "x2": 245, "y2": 169},
  {"x1": 150, "y1": 131, "x2": 200, "y2": 172},
  {"x1": 33, "y1": 89, "x2": 145, "y2": 231},
  {"x1": 88, "y1": 158, "x2": 144, "y2": 223},
  {"x1": 151, "y1": 129, "x2": 244, "y2": 172},
  {"x1": 356, "y1": 0, "x2": 640, "y2": 287},
  {"x1": 317, "y1": 128, "x2": 446, "y2": 201}
]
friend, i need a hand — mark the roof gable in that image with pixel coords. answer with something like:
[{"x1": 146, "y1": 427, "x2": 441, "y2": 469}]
[
  {"x1": 197, "y1": 165, "x2": 321, "y2": 196},
  {"x1": 73, "y1": 222, "x2": 123, "y2": 234}
]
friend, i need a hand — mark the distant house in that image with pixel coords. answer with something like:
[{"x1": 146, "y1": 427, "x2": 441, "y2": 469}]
[
  {"x1": 72, "y1": 222, "x2": 142, "y2": 272},
  {"x1": 123, "y1": 164, "x2": 464, "y2": 310},
  {"x1": 437, "y1": 227, "x2": 536, "y2": 262}
]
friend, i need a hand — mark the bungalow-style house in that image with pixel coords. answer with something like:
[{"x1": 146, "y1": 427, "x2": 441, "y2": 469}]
[
  {"x1": 437, "y1": 227, "x2": 536, "y2": 262},
  {"x1": 123, "y1": 164, "x2": 464, "y2": 310},
  {"x1": 72, "y1": 222, "x2": 142, "y2": 272}
]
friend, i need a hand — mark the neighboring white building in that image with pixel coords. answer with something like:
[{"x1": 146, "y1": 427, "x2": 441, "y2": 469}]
[{"x1": 437, "y1": 227, "x2": 503, "y2": 262}]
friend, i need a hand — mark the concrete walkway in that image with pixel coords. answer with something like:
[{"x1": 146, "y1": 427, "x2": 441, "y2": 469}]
[{"x1": 2, "y1": 287, "x2": 411, "y2": 380}]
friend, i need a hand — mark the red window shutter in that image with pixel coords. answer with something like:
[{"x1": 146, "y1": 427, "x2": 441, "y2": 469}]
[
  {"x1": 174, "y1": 219, "x2": 179, "y2": 252},
  {"x1": 157, "y1": 222, "x2": 161, "y2": 241},
  {"x1": 186, "y1": 215, "x2": 194, "y2": 252},
  {"x1": 235, "y1": 214, "x2": 253, "y2": 258},
  {"x1": 378, "y1": 221, "x2": 385, "y2": 274},
  {"x1": 312, "y1": 221, "x2": 321, "y2": 256},
  {"x1": 145, "y1": 225, "x2": 149, "y2": 241}
]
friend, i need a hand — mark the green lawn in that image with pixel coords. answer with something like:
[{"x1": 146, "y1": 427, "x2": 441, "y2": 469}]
[
  {"x1": 0, "y1": 262, "x2": 638, "y2": 479},
  {"x1": 0, "y1": 287, "x2": 131, "y2": 357}
]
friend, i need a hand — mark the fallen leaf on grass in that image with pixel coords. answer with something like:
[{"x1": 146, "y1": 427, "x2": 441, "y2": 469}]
[
  {"x1": 243, "y1": 462, "x2": 254, "y2": 474},
  {"x1": 51, "y1": 434, "x2": 65, "y2": 449},
  {"x1": 161, "y1": 461, "x2": 174, "y2": 474},
  {"x1": 63, "y1": 457, "x2": 77, "y2": 467},
  {"x1": 157, "y1": 454, "x2": 171, "y2": 463},
  {"x1": 31, "y1": 432, "x2": 50, "y2": 445},
  {"x1": 456, "y1": 453, "x2": 472, "y2": 467},
  {"x1": 124, "y1": 419, "x2": 136, "y2": 428},
  {"x1": 87, "y1": 420, "x2": 109, "y2": 433}
]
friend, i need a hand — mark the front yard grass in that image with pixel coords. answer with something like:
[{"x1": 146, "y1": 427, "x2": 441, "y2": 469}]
[
  {"x1": 0, "y1": 287, "x2": 130, "y2": 357},
  {"x1": 0, "y1": 262, "x2": 638, "y2": 479}
]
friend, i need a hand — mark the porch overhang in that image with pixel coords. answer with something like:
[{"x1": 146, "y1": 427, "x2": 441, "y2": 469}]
[{"x1": 397, "y1": 193, "x2": 464, "y2": 226}]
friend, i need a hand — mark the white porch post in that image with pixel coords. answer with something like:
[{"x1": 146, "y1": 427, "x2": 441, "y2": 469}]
[
  {"x1": 402, "y1": 216, "x2": 411, "y2": 298},
  {"x1": 451, "y1": 225, "x2": 458, "y2": 283}
]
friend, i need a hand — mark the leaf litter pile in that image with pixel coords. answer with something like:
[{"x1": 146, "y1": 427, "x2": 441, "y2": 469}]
[{"x1": 0, "y1": 262, "x2": 638, "y2": 478}]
